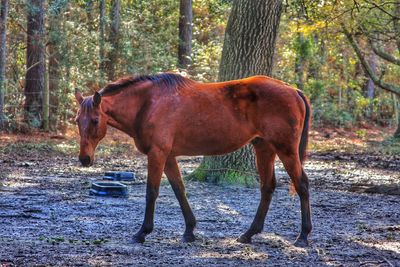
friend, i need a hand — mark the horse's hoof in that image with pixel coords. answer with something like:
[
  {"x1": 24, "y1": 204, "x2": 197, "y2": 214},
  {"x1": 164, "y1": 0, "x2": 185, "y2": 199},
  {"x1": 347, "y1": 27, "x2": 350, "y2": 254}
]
[
  {"x1": 132, "y1": 235, "x2": 145, "y2": 244},
  {"x1": 237, "y1": 234, "x2": 251, "y2": 244},
  {"x1": 182, "y1": 233, "x2": 196, "y2": 243},
  {"x1": 294, "y1": 238, "x2": 308, "y2": 247}
]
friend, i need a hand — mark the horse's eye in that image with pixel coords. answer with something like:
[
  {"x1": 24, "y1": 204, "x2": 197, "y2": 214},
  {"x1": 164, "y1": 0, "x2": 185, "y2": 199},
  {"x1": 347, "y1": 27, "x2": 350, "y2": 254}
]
[{"x1": 92, "y1": 118, "x2": 99, "y2": 125}]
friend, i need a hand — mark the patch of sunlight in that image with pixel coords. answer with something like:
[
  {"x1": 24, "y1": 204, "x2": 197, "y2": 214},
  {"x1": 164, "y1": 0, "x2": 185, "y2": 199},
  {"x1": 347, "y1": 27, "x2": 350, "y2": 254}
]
[
  {"x1": 217, "y1": 203, "x2": 240, "y2": 216},
  {"x1": 353, "y1": 239, "x2": 400, "y2": 254},
  {"x1": 194, "y1": 238, "x2": 268, "y2": 260},
  {"x1": 310, "y1": 136, "x2": 367, "y2": 153},
  {"x1": 5, "y1": 172, "x2": 40, "y2": 189},
  {"x1": 4, "y1": 181, "x2": 39, "y2": 189},
  {"x1": 74, "y1": 165, "x2": 104, "y2": 174},
  {"x1": 0, "y1": 135, "x2": 11, "y2": 141},
  {"x1": 54, "y1": 141, "x2": 79, "y2": 154},
  {"x1": 5, "y1": 170, "x2": 26, "y2": 180},
  {"x1": 262, "y1": 233, "x2": 309, "y2": 255}
]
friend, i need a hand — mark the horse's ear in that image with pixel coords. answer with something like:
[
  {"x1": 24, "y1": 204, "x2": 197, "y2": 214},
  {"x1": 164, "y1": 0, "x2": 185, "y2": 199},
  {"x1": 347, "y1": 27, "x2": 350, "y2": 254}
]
[
  {"x1": 93, "y1": 91, "x2": 101, "y2": 107},
  {"x1": 75, "y1": 88, "x2": 83, "y2": 105}
]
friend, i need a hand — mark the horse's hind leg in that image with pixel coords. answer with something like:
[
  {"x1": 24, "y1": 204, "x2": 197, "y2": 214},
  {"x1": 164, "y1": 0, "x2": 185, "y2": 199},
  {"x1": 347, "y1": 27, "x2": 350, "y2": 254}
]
[
  {"x1": 164, "y1": 156, "x2": 196, "y2": 242},
  {"x1": 238, "y1": 141, "x2": 276, "y2": 243},
  {"x1": 277, "y1": 150, "x2": 312, "y2": 247}
]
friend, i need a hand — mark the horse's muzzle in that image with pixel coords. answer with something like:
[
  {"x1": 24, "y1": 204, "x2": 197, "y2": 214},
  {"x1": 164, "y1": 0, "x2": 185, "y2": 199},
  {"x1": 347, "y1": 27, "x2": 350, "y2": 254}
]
[{"x1": 79, "y1": 155, "x2": 92, "y2": 167}]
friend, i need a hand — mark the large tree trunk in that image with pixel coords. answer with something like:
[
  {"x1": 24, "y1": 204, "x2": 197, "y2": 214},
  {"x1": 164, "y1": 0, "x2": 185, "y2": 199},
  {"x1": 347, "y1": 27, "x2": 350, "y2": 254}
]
[
  {"x1": 0, "y1": 0, "x2": 8, "y2": 129},
  {"x1": 24, "y1": 0, "x2": 45, "y2": 128},
  {"x1": 196, "y1": 0, "x2": 283, "y2": 185},
  {"x1": 105, "y1": 0, "x2": 121, "y2": 81},
  {"x1": 178, "y1": 0, "x2": 192, "y2": 69}
]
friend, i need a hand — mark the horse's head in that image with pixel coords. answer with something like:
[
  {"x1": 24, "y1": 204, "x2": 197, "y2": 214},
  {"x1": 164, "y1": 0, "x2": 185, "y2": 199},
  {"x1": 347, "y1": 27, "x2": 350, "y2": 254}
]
[{"x1": 74, "y1": 89, "x2": 107, "y2": 167}]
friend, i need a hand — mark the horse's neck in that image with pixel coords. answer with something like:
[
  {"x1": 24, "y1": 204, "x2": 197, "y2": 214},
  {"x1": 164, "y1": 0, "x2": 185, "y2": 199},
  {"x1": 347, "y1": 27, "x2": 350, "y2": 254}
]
[{"x1": 103, "y1": 92, "x2": 145, "y2": 137}]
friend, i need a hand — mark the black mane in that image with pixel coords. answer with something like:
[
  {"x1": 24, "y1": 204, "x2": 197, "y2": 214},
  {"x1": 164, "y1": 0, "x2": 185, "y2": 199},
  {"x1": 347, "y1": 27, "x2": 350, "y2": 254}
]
[{"x1": 99, "y1": 73, "x2": 193, "y2": 96}]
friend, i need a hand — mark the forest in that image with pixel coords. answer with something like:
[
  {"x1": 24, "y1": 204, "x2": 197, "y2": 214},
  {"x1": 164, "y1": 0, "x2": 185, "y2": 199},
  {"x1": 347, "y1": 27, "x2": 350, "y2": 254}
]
[
  {"x1": 0, "y1": 0, "x2": 399, "y2": 266},
  {"x1": 0, "y1": 0, "x2": 399, "y2": 134}
]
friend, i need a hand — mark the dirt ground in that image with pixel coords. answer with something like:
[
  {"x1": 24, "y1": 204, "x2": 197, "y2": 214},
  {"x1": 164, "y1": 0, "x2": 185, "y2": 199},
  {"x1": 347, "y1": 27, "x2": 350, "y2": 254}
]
[{"x1": 0, "y1": 129, "x2": 399, "y2": 266}]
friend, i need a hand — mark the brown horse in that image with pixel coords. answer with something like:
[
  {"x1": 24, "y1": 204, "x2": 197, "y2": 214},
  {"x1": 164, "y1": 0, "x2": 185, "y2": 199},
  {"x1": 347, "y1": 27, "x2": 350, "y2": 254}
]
[{"x1": 74, "y1": 73, "x2": 312, "y2": 247}]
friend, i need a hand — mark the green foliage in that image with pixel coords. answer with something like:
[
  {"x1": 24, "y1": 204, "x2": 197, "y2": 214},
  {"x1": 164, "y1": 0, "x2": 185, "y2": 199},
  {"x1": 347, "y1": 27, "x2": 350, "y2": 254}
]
[
  {"x1": 275, "y1": 1, "x2": 399, "y2": 129},
  {"x1": 1, "y1": 0, "x2": 398, "y2": 135},
  {"x1": 355, "y1": 129, "x2": 367, "y2": 138},
  {"x1": 3, "y1": 0, "x2": 230, "y2": 132},
  {"x1": 374, "y1": 137, "x2": 400, "y2": 155},
  {"x1": 316, "y1": 103, "x2": 354, "y2": 127}
]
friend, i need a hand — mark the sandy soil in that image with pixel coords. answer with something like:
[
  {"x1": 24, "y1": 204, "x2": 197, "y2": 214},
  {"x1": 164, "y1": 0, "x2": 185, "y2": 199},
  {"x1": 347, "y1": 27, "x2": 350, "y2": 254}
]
[{"x1": 0, "y1": 132, "x2": 399, "y2": 266}]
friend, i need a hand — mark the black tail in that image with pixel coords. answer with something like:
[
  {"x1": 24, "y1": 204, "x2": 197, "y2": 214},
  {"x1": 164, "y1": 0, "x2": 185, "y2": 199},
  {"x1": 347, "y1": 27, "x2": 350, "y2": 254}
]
[{"x1": 297, "y1": 90, "x2": 311, "y2": 165}]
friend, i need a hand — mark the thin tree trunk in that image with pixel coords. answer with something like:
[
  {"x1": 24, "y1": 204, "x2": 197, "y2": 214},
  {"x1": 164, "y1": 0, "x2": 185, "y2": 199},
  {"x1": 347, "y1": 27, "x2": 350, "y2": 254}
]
[
  {"x1": 99, "y1": 0, "x2": 106, "y2": 79},
  {"x1": 105, "y1": 0, "x2": 121, "y2": 81},
  {"x1": 364, "y1": 51, "x2": 377, "y2": 99},
  {"x1": 307, "y1": 33, "x2": 321, "y2": 81},
  {"x1": 393, "y1": 0, "x2": 400, "y2": 54},
  {"x1": 197, "y1": 0, "x2": 283, "y2": 184},
  {"x1": 0, "y1": 0, "x2": 8, "y2": 129},
  {"x1": 393, "y1": 0, "x2": 400, "y2": 137},
  {"x1": 294, "y1": 32, "x2": 306, "y2": 90},
  {"x1": 60, "y1": 12, "x2": 71, "y2": 134},
  {"x1": 85, "y1": 0, "x2": 95, "y2": 32},
  {"x1": 178, "y1": 0, "x2": 192, "y2": 69},
  {"x1": 43, "y1": 58, "x2": 49, "y2": 131},
  {"x1": 48, "y1": 0, "x2": 66, "y2": 130},
  {"x1": 24, "y1": 0, "x2": 45, "y2": 128},
  {"x1": 48, "y1": 36, "x2": 60, "y2": 130},
  {"x1": 393, "y1": 94, "x2": 400, "y2": 138}
]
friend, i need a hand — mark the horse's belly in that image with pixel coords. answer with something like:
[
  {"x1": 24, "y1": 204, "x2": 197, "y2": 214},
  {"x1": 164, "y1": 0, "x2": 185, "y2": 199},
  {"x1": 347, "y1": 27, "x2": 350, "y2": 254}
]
[{"x1": 172, "y1": 127, "x2": 256, "y2": 156}]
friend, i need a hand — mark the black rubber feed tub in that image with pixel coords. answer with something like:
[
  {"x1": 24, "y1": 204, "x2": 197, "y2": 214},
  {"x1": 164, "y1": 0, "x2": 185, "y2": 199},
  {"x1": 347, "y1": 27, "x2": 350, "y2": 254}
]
[
  {"x1": 90, "y1": 181, "x2": 128, "y2": 197},
  {"x1": 104, "y1": 171, "x2": 135, "y2": 181}
]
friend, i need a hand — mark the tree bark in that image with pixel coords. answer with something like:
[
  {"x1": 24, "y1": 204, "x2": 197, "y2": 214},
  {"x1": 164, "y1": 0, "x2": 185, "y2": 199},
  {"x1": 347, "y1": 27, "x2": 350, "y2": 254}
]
[
  {"x1": 197, "y1": 0, "x2": 283, "y2": 184},
  {"x1": 24, "y1": 0, "x2": 45, "y2": 128},
  {"x1": 105, "y1": 0, "x2": 121, "y2": 81},
  {"x1": 178, "y1": 0, "x2": 192, "y2": 69},
  {"x1": 0, "y1": 0, "x2": 8, "y2": 129}
]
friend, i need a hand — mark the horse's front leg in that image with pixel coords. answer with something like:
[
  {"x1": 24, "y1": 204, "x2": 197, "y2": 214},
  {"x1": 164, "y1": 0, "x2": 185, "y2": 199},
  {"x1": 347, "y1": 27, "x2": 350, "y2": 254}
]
[
  {"x1": 133, "y1": 147, "x2": 167, "y2": 243},
  {"x1": 164, "y1": 156, "x2": 196, "y2": 242}
]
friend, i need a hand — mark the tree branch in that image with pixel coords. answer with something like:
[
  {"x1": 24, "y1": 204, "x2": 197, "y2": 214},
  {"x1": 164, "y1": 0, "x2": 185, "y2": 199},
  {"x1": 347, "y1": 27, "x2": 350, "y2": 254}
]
[
  {"x1": 365, "y1": 0, "x2": 399, "y2": 19},
  {"x1": 369, "y1": 38, "x2": 400, "y2": 65},
  {"x1": 341, "y1": 23, "x2": 400, "y2": 96}
]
